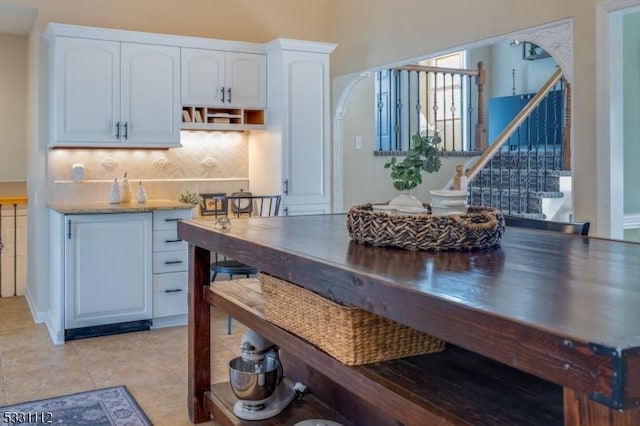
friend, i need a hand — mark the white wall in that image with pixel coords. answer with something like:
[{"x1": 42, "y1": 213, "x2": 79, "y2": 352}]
[
  {"x1": 488, "y1": 40, "x2": 558, "y2": 98},
  {"x1": 0, "y1": 34, "x2": 27, "y2": 182}
]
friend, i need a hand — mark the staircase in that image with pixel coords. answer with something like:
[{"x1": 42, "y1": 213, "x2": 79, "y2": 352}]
[
  {"x1": 462, "y1": 68, "x2": 571, "y2": 220},
  {"x1": 468, "y1": 149, "x2": 570, "y2": 219}
]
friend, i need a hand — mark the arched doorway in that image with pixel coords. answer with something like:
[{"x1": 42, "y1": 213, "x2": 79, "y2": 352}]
[{"x1": 333, "y1": 20, "x2": 573, "y2": 215}]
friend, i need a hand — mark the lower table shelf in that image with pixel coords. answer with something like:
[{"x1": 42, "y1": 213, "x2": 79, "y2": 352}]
[
  {"x1": 205, "y1": 381, "x2": 353, "y2": 426},
  {"x1": 207, "y1": 279, "x2": 564, "y2": 426}
]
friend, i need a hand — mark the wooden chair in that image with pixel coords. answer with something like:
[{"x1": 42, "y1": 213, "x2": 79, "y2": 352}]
[
  {"x1": 504, "y1": 215, "x2": 590, "y2": 236},
  {"x1": 210, "y1": 194, "x2": 281, "y2": 333}
]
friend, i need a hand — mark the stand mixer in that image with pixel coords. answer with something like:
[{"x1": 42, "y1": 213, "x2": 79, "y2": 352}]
[{"x1": 228, "y1": 329, "x2": 297, "y2": 420}]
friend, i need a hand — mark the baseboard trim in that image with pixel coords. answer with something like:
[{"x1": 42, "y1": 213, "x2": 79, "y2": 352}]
[
  {"x1": 24, "y1": 287, "x2": 47, "y2": 324},
  {"x1": 624, "y1": 213, "x2": 640, "y2": 229}
]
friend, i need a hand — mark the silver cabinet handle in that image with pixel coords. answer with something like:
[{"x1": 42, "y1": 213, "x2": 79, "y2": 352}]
[
  {"x1": 164, "y1": 260, "x2": 183, "y2": 265},
  {"x1": 164, "y1": 239, "x2": 182, "y2": 243},
  {"x1": 164, "y1": 288, "x2": 183, "y2": 293},
  {"x1": 283, "y1": 179, "x2": 289, "y2": 195},
  {"x1": 227, "y1": 87, "x2": 232, "y2": 104},
  {"x1": 115, "y1": 122, "x2": 120, "y2": 139},
  {"x1": 220, "y1": 87, "x2": 225, "y2": 103},
  {"x1": 123, "y1": 122, "x2": 128, "y2": 140}
]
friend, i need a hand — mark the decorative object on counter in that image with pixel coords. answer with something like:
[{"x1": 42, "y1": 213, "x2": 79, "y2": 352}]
[
  {"x1": 383, "y1": 132, "x2": 445, "y2": 208},
  {"x1": 215, "y1": 216, "x2": 231, "y2": 231},
  {"x1": 179, "y1": 190, "x2": 203, "y2": 206},
  {"x1": 120, "y1": 172, "x2": 132, "y2": 203},
  {"x1": 230, "y1": 189, "x2": 253, "y2": 215},
  {"x1": 261, "y1": 274, "x2": 445, "y2": 366},
  {"x1": 71, "y1": 163, "x2": 85, "y2": 182},
  {"x1": 430, "y1": 189, "x2": 469, "y2": 216},
  {"x1": 108, "y1": 178, "x2": 121, "y2": 204},
  {"x1": 347, "y1": 204, "x2": 504, "y2": 251},
  {"x1": 136, "y1": 181, "x2": 147, "y2": 203},
  {"x1": 200, "y1": 193, "x2": 227, "y2": 216}
]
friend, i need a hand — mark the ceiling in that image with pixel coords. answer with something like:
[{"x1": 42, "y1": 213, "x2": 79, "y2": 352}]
[{"x1": 0, "y1": 4, "x2": 36, "y2": 35}]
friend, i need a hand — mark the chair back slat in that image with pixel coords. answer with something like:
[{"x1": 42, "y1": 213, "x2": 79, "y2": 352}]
[
  {"x1": 226, "y1": 194, "x2": 281, "y2": 217},
  {"x1": 504, "y1": 215, "x2": 589, "y2": 236}
]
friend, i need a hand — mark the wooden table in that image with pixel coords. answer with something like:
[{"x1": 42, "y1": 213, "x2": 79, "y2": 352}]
[{"x1": 178, "y1": 214, "x2": 640, "y2": 425}]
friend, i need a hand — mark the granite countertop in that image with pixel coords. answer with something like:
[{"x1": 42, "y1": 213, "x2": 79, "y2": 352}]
[{"x1": 48, "y1": 199, "x2": 194, "y2": 214}]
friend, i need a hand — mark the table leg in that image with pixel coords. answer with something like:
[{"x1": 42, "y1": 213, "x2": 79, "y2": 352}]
[
  {"x1": 188, "y1": 245, "x2": 211, "y2": 423},
  {"x1": 564, "y1": 388, "x2": 640, "y2": 425}
]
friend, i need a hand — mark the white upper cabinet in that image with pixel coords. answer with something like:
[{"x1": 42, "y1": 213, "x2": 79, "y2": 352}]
[
  {"x1": 52, "y1": 37, "x2": 121, "y2": 146},
  {"x1": 50, "y1": 36, "x2": 181, "y2": 148},
  {"x1": 181, "y1": 48, "x2": 266, "y2": 108},
  {"x1": 121, "y1": 43, "x2": 181, "y2": 147}
]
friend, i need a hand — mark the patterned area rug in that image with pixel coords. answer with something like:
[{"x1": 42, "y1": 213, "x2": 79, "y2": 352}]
[{"x1": 0, "y1": 386, "x2": 152, "y2": 425}]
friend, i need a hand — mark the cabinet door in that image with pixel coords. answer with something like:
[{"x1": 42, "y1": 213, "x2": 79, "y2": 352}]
[
  {"x1": 282, "y1": 52, "x2": 331, "y2": 210},
  {"x1": 121, "y1": 43, "x2": 181, "y2": 147},
  {"x1": 181, "y1": 48, "x2": 226, "y2": 107},
  {"x1": 226, "y1": 52, "x2": 267, "y2": 108},
  {"x1": 52, "y1": 37, "x2": 120, "y2": 145},
  {"x1": 65, "y1": 213, "x2": 152, "y2": 329}
]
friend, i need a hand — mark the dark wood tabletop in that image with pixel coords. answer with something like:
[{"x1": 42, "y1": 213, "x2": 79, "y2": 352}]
[{"x1": 178, "y1": 213, "x2": 640, "y2": 412}]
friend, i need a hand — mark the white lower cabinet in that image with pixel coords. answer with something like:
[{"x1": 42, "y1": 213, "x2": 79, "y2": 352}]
[
  {"x1": 46, "y1": 208, "x2": 191, "y2": 344},
  {"x1": 151, "y1": 208, "x2": 191, "y2": 328},
  {"x1": 153, "y1": 272, "x2": 188, "y2": 318},
  {"x1": 64, "y1": 213, "x2": 153, "y2": 334}
]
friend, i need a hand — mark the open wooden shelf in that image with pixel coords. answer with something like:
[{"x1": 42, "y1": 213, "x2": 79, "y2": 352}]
[
  {"x1": 208, "y1": 279, "x2": 564, "y2": 426},
  {"x1": 205, "y1": 380, "x2": 353, "y2": 426},
  {"x1": 181, "y1": 106, "x2": 266, "y2": 131}
]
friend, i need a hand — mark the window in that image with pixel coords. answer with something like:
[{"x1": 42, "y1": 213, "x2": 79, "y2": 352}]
[{"x1": 375, "y1": 51, "x2": 473, "y2": 153}]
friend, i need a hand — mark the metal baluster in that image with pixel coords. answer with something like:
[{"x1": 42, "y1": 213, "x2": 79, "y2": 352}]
[
  {"x1": 415, "y1": 70, "x2": 422, "y2": 139},
  {"x1": 376, "y1": 71, "x2": 383, "y2": 150},
  {"x1": 394, "y1": 69, "x2": 402, "y2": 150},
  {"x1": 467, "y1": 75, "x2": 473, "y2": 152},
  {"x1": 432, "y1": 72, "x2": 439, "y2": 142},
  {"x1": 450, "y1": 74, "x2": 457, "y2": 151}
]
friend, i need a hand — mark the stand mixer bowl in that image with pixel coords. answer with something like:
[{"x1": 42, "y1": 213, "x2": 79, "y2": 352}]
[{"x1": 229, "y1": 355, "x2": 282, "y2": 410}]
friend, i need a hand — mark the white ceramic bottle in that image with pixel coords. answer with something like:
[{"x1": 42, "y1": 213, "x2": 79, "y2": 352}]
[
  {"x1": 109, "y1": 178, "x2": 121, "y2": 204},
  {"x1": 136, "y1": 181, "x2": 147, "y2": 203},
  {"x1": 120, "y1": 172, "x2": 132, "y2": 203}
]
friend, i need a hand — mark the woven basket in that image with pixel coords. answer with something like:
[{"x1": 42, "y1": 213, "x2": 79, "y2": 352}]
[
  {"x1": 261, "y1": 274, "x2": 445, "y2": 366},
  {"x1": 347, "y1": 204, "x2": 504, "y2": 251}
]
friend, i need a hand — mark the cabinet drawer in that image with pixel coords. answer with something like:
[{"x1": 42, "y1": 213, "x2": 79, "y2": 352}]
[
  {"x1": 153, "y1": 250, "x2": 188, "y2": 273},
  {"x1": 153, "y1": 230, "x2": 188, "y2": 252},
  {"x1": 153, "y1": 272, "x2": 187, "y2": 318},
  {"x1": 153, "y1": 209, "x2": 192, "y2": 231}
]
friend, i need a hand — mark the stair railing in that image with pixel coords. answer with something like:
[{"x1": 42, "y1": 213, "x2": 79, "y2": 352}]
[{"x1": 464, "y1": 67, "x2": 565, "y2": 183}]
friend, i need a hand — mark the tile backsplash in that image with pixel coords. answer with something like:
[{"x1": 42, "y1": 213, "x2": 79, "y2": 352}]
[{"x1": 47, "y1": 131, "x2": 251, "y2": 209}]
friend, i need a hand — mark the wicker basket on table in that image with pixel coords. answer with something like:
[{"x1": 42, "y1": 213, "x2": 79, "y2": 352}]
[
  {"x1": 261, "y1": 274, "x2": 445, "y2": 366},
  {"x1": 347, "y1": 204, "x2": 504, "y2": 251}
]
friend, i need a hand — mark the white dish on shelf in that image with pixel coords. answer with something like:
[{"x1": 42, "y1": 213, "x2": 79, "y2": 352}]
[
  {"x1": 431, "y1": 206, "x2": 468, "y2": 216},
  {"x1": 371, "y1": 204, "x2": 397, "y2": 212},
  {"x1": 396, "y1": 206, "x2": 430, "y2": 215},
  {"x1": 430, "y1": 189, "x2": 469, "y2": 207}
]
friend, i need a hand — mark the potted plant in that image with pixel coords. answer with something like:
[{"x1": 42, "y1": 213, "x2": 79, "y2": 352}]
[{"x1": 383, "y1": 132, "x2": 444, "y2": 207}]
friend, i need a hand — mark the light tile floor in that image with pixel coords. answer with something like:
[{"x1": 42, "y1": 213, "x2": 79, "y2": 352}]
[{"x1": 0, "y1": 296, "x2": 247, "y2": 425}]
